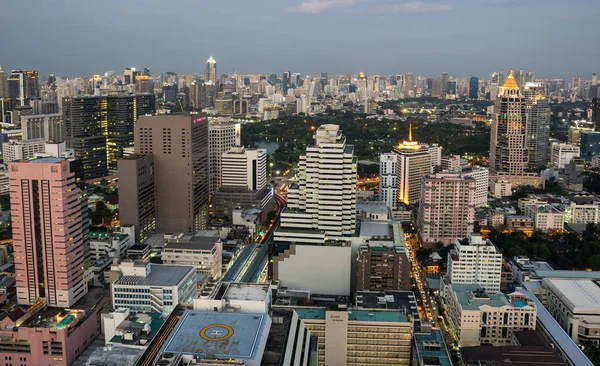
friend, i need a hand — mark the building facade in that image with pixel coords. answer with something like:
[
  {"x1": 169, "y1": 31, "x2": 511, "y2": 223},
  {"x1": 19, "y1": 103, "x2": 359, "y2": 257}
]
[
  {"x1": 551, "y1": 142, "x2": 580, "y2": 170},
  {"x1": 356, "y1": 244, "x2": 411, "y2": 292},
  {"x1": 221, "y1": 147, "x2": 266, "y2": 191},
  {"x1": 9, "y1": 158, "x2": 89, "y2": 307},
  {"x1": 393, "y1": 127, "x2": 432, "y2": 205},
  {"x1": 417, "y1": 173, "x2": 476, "y2": 247},
  {"x1": 524, "y1": 82, "x2": 551, "y2": 168},
  {"x1": 134, "y1": 115, "x2": 209, "y2": 234},
  {"x1": 460, "y1": 166, "x2": 489, "y2": 206},
  {"x1": 447, "y1": 233, "x2": 502, "y2": 294},
  {"x1": 208, "y1": 118, "x2": 240, "y2": 197},
  {"x1": 379, "y1": 153, "x2": 398, "y2": 209},
  {"x1": 21, "y1": 113, "x2": 64, "y2": 141}
]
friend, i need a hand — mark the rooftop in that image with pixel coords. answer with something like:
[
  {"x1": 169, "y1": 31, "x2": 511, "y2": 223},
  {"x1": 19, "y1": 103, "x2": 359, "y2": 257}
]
[
  {"x1": 461, "y1": 345, "x2": 566, "y2": 366},
  {"x1": 160, "y1": 310, "x2": 270, "y2": 361},
  {"x1": 84, "y1": 345, "x2": 144, "y2": 366},
  {"x1": 114, "y1": 263, "x2": 194, "y2": 287},
  {"x1": 449, "y1": 284, "x2": 510, "y2": 310},
  {"x1": 293, "y1": 307, "x2": 409, "y2": 323},
  {"x1": 543, "y1": 278, "x2": 600, "y2": 313},
  {"x1": 109, "y1": 312, "x2": 165, "y2": 346},
  {"x1": 223, "y1": 283, "x2": 270, "y2": 302},
  {"x1": 413, "y1": 330, "x2": 452, "y2": 366},
  {"x1": 359, "y1": 220, "x2": 393, "y2": 238}
]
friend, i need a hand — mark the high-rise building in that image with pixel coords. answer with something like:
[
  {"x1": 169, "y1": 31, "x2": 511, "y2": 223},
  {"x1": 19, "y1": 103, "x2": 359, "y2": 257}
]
[
  {"x1": 282, "y1": 71, "x2": 291, "y2": 95},
  {"x1": 208, "y1": 118, "x2": 241, "y2": 196},
  {"x1": 0, "y1": 65, "x2": 8, "y2": 98},
  {"x1": 63, "y1": 96, "x2": 108, "y2": 179},
  {"x1": 10, "y1": 158, "x2": 89, "y2": 307},
  {"x1": 404, "y1": 73, "x2": 415, "y2": 98},
  {"x1": 469, "y1": 76, "x2": 479, "y2": 99},
  {"x1": 393, "y1": 125, "x2": 432, "y2": 205},
  {"x1": 135, "y1": 115, "x2": 209, "y2": 234},
  {"x1": 417, "y1": 172, "x2": 476, "y2": 247},
  {"x1": 523, "y1": 82, "x2": 551, "y2": 168},
  {"x1": 21, "y1": 113, "x2": 64, "y2": 141},
  {"x1": 441, "y1": 72, "x2": 449, "y2": 95},
  {"x1": 490, "y1": 70, "x2": 528, "y2": 175},
  {"x1": 446, "y1": 233, "x2": 502, "y2": 294},
  {"x1": 593, "y1": 98, "x2": 600, "y2": 131},
  {"x1": 356, "y1": 244, "x2": 411, "y2": 291},
  {"x1": 7, "y1": 70, "x2": 39, "y2": 106},
  {"x1": 379, "y1": 153, "x2": 397, "y2": 209},
  {"x1": 221, "y1": 147, "x2": 267, "y2": 191},
  {"x1": 205, "y1": 56, "x2": 217, "y2": 82},
  {"x1": 118, "y1": 154, "x2": 156, "y2": 242},
  {"x1": 550, "y1": 142, "x2": 579, "y2": 169},
  {"x1": 579, "y1": 131, "x2": 600, "y2": 162},
  {"x1": 460, "y1": 165, "x2": 489, "y2": 206}
]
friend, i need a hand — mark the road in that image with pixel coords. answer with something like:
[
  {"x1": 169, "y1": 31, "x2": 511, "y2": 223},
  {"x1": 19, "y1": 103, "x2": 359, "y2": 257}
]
[{"x1": 404, "y1": 232, "x2": 435, "y2": 323}]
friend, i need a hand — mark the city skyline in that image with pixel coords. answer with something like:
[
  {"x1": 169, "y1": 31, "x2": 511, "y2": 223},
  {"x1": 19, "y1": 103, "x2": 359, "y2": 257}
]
[{"x1": 1, "y1": 0, "x2": 599, "y2": 78}]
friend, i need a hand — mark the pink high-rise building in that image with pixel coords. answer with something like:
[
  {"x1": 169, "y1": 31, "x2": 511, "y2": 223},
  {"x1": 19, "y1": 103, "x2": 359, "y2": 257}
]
[
  {"x1": 417, "y1": 172, "x2": 476, "y2": 248},
  {"x1": 9, "y1": 158, "x2": 88, "y2": 307}
]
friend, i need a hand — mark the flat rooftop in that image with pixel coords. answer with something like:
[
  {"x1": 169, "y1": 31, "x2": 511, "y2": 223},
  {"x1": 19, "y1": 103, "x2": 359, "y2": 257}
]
[
  {"x1": 359, "y1": 220, "x2": 393, "y2": 238},
  {"x1": 532, "y1": 270, "x2": 600, "y2": 280},
  {"x1": 449, "y1": 284, "x2": 510, "y2": 310},
  {"x1": 414, "y1": 330, "x2": 452, "y2": 366},
  {"x1": 543, "y1": 278, "x2": 600, "y2": 313},
  {"x1": 293, "y1": 307, "x2": 409, "y2": 323},
  {"x1": 160, "y1": 310, "x2": 270, "y2": 361},
  {"x1": 224, "y1": 283, "x2": 270, "y2": 302},
  {"x1": 114, "y1": 264, "x2": 193, "y2": 287}
]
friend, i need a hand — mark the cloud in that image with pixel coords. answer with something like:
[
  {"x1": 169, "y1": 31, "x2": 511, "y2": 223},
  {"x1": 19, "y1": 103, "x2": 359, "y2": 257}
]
[
  {"x1": 285, "y1": 0, "x2": 364, "y2": 13},
  {"x1": 378, "y1": 1, "x2": 454, "y2": 13}
]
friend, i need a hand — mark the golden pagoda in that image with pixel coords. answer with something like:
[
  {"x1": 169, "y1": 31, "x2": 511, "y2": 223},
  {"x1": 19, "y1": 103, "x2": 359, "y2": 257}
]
[{"x1": 500, "y1": 69, "x2": 520, "y2": 96}]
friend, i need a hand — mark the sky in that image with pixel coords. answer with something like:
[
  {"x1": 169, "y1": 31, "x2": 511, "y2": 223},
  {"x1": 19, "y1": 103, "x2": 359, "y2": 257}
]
[{"x1": 1, "y1": 0, "x2": 598, "y2": 79}]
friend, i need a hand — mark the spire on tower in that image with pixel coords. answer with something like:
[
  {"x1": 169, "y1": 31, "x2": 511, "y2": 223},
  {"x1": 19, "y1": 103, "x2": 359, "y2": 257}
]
[
  {"x1": 409, "y1": 123, "x2": 413, "y2": 142},
  {"x1": 502, "y1": 69, "x2": 520, "y2": 90}
]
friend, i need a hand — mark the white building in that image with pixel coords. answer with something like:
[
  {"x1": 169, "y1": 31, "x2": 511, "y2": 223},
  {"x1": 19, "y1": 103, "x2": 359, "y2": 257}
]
[
  {"x1": 522, "y1": 203, "x2": 565, "y2": 232},
  {"x1": 551, "y1": 142, "x2": 579, "y2": 170},
  {"x1": 542, "y1": 278, "x2": 600, "y2": 345},
  {"x1": 441, "y1": 155, "x2": 461, "y2": 171},
  {"x1": 444, "y1": 283, "x2": 537, "y2": 347},
  {"x1": 379, "y1": 153, "x2": 397, "y2": 209},
  {"x1": 276, "y1": 124, "x2": 357, "y2": 244},
  {"x1": 2, "y1": 139, "x2": 46, "y2": 163},
  {"x1": 221, "y1": 146, "x2": 267, "y2": 191},
  {"x1": 109, "y1": 260, "x2": 197, "y2": 314},
  {"x1": 426, "y1": 143, "x2": 442, "y2": 167},
  {"x1": 194, "y1": 282, "x2": 271, "y2": 314},
  {"x1": 21, "y1": 113, "x2": 64, "y2": 141},
  {"x1": 90, "y1": 226, "x2": 135, "y2": 261},
  {"x1": 490, "y1": 179, "x2": 512, "y2": 198},
  {"x1": 461, "y1": 166, "x2": 490, "y2": 206},
  {"x1": 208, "y1": 117, "x2": 241, "y2": 197},
  {"x1": 447, "y1": 233, "x2": 502, "y2": 294},
  {"x1": 563, "y1": 200, "x2": 600, "y2": 225},
  {"x1": 161, "y1": 231, "x2": 223, "y2": 279}
]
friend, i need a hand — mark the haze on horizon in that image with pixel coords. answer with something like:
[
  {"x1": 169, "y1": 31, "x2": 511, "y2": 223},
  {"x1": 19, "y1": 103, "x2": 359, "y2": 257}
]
[{"x1": 1, "y1": 0, "x2": 598, "y2": 78}]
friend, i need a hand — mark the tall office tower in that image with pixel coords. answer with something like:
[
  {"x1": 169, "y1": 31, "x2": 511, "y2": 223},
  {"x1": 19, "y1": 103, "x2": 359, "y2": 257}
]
[
  {"x1": 518, "y1": 69, "x2": 525, "y2": 88},
  {"x1": 205, "y1": 56, "x2": 217, "y2": 82},
  {"x1": 417, "y1": 172, "x2": 475, "y2": 247},
  {"x1": 63, "y1": 96, "x2": 108, "y2": 179},
  {"x1": 282, "y1": 71, "x2": 291, "y2": 95},
  {"x1": 593, "y1": 98, "x2": 600, "y2": 131},
  {"x1": 393, "y1": 125, "x2": 432, "y2": 205},
  {"x1": 106, "y1": 95, "x2": 136, "y2": 171},
  {"x1": 277, "y1": 124, "x2": 357, "y2": 243},
  {"x1": 135, "y1": 115, "x2": 209, "y2": 233},
  {"x1": 40, "y1": 88, "x2": 58, "y2": 114},
  {"x1": 404, "y1": 73, "x2": 415, "y2": 98},
  {"x1": 10, "y1": 158, "x2": 89, "y2": 307},
  {"x1": 523, "y1": 82, "x2": 551, "y2": 168},
  {"x1": 21, "y1": 113, "x2": 64, "y2": 141},
  {"x1": 8, "y1": 70, "x2": 39, "y2": 106},
  {"x1": 143, "y1": 67, "x2": 151, "y2": 76},
  {"x1": 431, "y1": 79, "x2": 442, "y2": 98},
  {"x1": 441, "y1": 72, "x2": 449, "y2": 95},
  {"x1": 379, "y1": 153, "x2": 398, "y2": 209},
  {"x1": 221, "y1": 147, "x2": 267, "y2": 190},
  {"x1": 208, "y1": 118, "x2": 241, "y2": 197},
  {"x1": 118, "y1": 154, "x2": 155, "y2": 242},
  {"x1": 489, "y1": 70, "x2": 528, "y2": 176},
  {"x1": 202, "y1": 80, "x2": 216, "y2": 108},
  {"x1": 320, "y1": 72, "x2": 328, "y2": 88},
  {"x1": 498, "y1": 69, "x2": 505, "y2": 85},
  {"x1": 0, "y1": 66, "x2": 7, "y2": 98},
  {"x1": 356, "y1": 244, "x2": 411, "y2": 291},
  {"x1": 135, "y1": 75, "x2": 152, "y2": 93},
  {"x1": 527, "y1": 70, "x2": 535, "y2": 83},
  {"x1": 447, "y1": 233, "x2": 502, "y2": 294},
  {"x1": 460, "y1": 166, "x2": 489, "y2": 207},
  {"x1": 469, "y1": 76, "x2": 479, "y2": 99}
]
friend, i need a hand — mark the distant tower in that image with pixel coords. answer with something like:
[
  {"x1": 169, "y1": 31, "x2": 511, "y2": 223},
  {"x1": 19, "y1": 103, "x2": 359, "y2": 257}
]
[
  {"x1": 205, "y1": 56, "x2": 217, "y2": 82},
  {"x1": 593, "y1": 73, "x2": 598, "y2": 85},
  {"x1": 0, "y1": 66, "x2": 7, "y2": 98},
  {"x1": 393, "y1": 124, "x2": 432, "y2": 205},
  {"x1": 469, "y1": 76, "x2": 479, "y2": 99},
  {"x1": 524, "y1": 82, "x2": 551, "y2": 168},
  {"x1": 490, "y1": 70, "x2": 528, "y2": 175}
]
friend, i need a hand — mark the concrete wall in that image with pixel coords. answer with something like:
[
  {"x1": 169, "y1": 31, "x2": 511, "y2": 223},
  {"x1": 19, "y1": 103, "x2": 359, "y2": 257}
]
[{"x1": 275, "y1": 245, "x2": 351, "y2": 295}]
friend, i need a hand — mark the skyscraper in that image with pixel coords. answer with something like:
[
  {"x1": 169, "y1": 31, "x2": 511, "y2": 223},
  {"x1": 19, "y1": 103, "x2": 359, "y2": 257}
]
[
  {"x1": 0, "y1": 66, "x2": 8, "y2": 98},
  {"x1": 523, "y1": 82, "x2": 551, "y2": 168},
  {"x1": 10, "y1": 158, "x2": 89, "y2": 307},
  {"x1": 221, "y1": 147, "x2": 267, "y2": 191},
  {"x1": 7, "y1": 70, "x2": 39, "y2": 106},
  {"x1": 489, "y1": 70, "x2": 528, "y2": 175},
  {"x1": 205, "y1": 56, "x2": 217, "y2": 82},
  {"x1": 393, "y1": 125, "x2": 432, "y2": 205},
  {"x1": 208, "y1": 118, "x2": 241, "y2": 197},
  {"x1": 379, "y1": 153, "x2": 398, "y2": 209},
  {"x1": 135, "y1": 115, "x2": 209, "y2": 233},
  {"x1": 593, "y1": 98, "x2": 600, "y2": 131},
  {"x1": 282, "y1": 71, "x2": 291, "y2": 95},
  {"x1": 469, "y1": 76, "x2": 479, "y2": 99},
  {"x1": 417, "y1": 172, "x2": 476, "y2": 247},
  {"x1": 441, "y1": 72, "x2": 449, "y2": 95},
  {"x1": 404, "y1": 73, "x2": 415, "y2": 98},
  {"x1": 63, "y1": 96, "x2": 108, "y2": 179}
]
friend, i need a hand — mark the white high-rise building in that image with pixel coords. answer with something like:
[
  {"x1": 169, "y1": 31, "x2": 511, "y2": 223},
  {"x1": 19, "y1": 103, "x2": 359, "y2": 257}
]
[
  {"x1": 379, "y1": 153, "x2": 397, "y2": 209},
  {"x1": 446, "y1": 233, "x2": 502, "y2": 294},
  {"x1": 277, "y1": 124, "x2": 357, "y2": 244},
  {"x1": 208, "y1": 118, "x2": 241, "y2": 197},
  {"x1": 221, "y1": 147, "x2": 267, "y2": 191},
  {"x1": 426, "y1": 143, "x2": 442, "y2": 167},
  {"x1": 394, "y1": 125, "x2": 432, "y2": 205},
  {"x1": 461, "y1": 166, "x2": 489, "y2": 206},
  {"x1": 550, "y1": 142, "x2": 579, "y2": 170}
]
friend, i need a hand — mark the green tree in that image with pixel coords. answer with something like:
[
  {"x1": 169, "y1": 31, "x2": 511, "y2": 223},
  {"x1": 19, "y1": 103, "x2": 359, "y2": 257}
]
[{"x1": 0, "y1": 194, "x2": 10, "y2": 211}]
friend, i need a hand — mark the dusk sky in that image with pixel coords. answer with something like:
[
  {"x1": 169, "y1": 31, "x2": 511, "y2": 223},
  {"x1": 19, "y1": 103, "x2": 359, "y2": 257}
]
[{"x1": 1, "y1": 0, "x2": 598, "y2": 78}]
